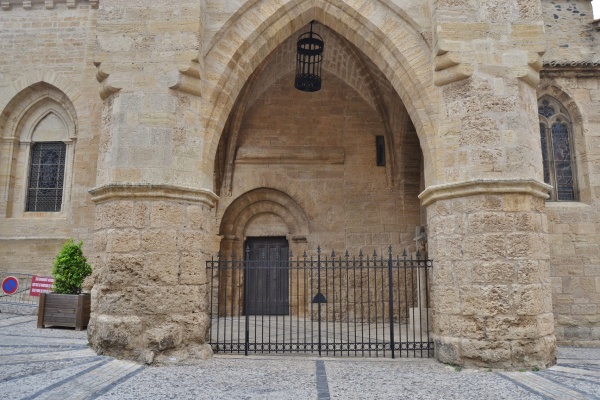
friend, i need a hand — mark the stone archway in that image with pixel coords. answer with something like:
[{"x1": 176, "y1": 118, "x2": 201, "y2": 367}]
[
  {"x1": 200, "y1": 0, "x2": 440, "y2": 190},
  {"x1": 87, "y1": 0, "x2": 557, "y2": 369},
  {"x1": 219, "y1": 187, "x2": 310, "y2": 257}
]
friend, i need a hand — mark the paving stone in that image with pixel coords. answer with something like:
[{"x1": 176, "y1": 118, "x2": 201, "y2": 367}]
[{"x1": 1, "y1": 313, "x2": 600, "y2": 399}]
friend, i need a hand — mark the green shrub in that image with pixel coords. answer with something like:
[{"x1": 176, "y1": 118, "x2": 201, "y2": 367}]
[{"x1": 51, "y1": 239, "x2": 92, "y2": 294}]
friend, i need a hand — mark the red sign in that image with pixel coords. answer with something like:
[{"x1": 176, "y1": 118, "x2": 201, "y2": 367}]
[
  {"x1": 2, "y1": 276, "x2": 19, "y2": 295},
  {"x1": 29, "y1": 275, "x2": 54, "y2": 297}
]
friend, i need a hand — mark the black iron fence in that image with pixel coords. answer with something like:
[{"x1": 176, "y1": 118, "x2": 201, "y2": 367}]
[{"x1": 207, "y1": 247, "x2": 433, "y2": 358}]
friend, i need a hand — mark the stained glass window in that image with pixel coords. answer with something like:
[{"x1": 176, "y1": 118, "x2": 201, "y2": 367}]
[
  {"x1": 26, "y1": 142, "x2": 66, "y2": 212},
  {"x1": 538, "y1": 97, "x2": 577, "y2": 201},
  {"x1": 538, "y1": 100, "x2": 555, "y2": 119}
]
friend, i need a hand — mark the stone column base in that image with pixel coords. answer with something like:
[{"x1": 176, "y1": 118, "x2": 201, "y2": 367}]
[
  {"x1": 88, "y1": 184, "x2": 219, "y2": 364},
  {"x1": 435, "y1": 335, "x2": 556, "y2": 369}
]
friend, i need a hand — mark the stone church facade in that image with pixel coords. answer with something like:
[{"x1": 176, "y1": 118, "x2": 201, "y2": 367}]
[{"x1": 1, "y1": 0, "x2": 599, "y2": 368}]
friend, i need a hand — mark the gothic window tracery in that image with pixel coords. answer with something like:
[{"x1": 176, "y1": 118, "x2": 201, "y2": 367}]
[{"x1": 538, "y1": 97, "x2": 577, "y2": 201}]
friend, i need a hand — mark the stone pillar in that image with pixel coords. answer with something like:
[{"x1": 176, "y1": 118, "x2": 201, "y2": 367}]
[
  {"x1": 425, "y1": 0, "x2": 556, "y2": 368},
  {"x1": 88, "y1": 1, "x2": 219, "y2": 364}
]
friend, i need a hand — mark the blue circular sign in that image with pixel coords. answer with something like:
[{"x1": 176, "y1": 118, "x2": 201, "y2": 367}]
[{"x1": 2, "y1": 276, "x2": 19, "y2": 295}]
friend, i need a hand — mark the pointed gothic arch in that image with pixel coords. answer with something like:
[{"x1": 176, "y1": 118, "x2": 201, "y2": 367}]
[
  {"x1": 0, "y1": 82, "x2": 78, "y2": 216},
  {"x1": 201, "y1": 0, "x2": 438, "y2": 189},
  {"x1": 537, "y1": 84, "x2": 590, "y2": 202}
]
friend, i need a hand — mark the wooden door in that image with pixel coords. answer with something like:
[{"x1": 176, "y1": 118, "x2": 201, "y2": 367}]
[{"x1": 246, "y1": 237, "x2": 289, "y2": 315}]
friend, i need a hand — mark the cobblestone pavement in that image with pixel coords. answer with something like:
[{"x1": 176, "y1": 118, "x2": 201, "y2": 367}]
[{"x1": 1, "y1": 313, "x2": 600, "y2": 399}]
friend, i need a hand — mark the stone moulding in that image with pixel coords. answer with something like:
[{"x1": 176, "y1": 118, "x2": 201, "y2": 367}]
[
  {"x1": 0, "y1": 0, "x2": 97, "y2": 10},
  {"x1": 88, "y1": 183, "x2": 219, "y2": 208},
  {"x1": 235, "y1": 146, "x2": 345, "y2": 164},
  {"x1": 169, "y1": 59, "x2": 202, "y2": 97},
  {"x1": 419, "y1": 179, "x2": 552, "y2": 207},
  {"x1": 545, "y1": 60, "x2": 600, "y2": 67},
  {"x1": 93, "y1": 62, "x2": 121, "y2": 101},
  {"x1": 541, "y1": 61, "x2": 600, "y2": 78},
  {"x1": 515, "y1": 52, "x2": 544, "y2": 88},
  {"x1": 433, "y1": 49, "x2": 474, "y2": 87}
]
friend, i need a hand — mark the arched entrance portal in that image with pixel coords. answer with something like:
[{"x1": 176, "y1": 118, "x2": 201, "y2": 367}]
[
  {"x1": 214, "y1": 22, "x2": 425, "y2": 256},
  {"x1": 209, "y1": 19, "x2": 430, "y2": 357}
]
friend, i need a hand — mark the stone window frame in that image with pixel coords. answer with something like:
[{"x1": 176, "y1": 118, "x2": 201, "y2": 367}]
[
  {"x1": 4, "y1": 96, "x2": 77, "y2": 218},
  {"x1": 538, "y1": 96, "x2": 578, "y2": 202}
]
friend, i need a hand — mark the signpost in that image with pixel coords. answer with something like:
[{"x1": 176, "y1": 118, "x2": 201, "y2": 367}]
[
  {"x1": 29, "y1": 276, "x2": 54, "y2": 297},
  {"x1": 1, "y1": 276, "x2": 19, "y2": 295}
]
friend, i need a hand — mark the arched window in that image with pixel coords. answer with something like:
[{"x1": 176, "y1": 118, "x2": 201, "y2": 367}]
[
  {"x1": 0, "y1": 83, "x2": 77, "y2": 217},
  {"x1": 27, "y1": 141, "x2": 67, "y2": 212},
  {"x1": 538, "y1": 97, "x2": 577, "y2": 201}
]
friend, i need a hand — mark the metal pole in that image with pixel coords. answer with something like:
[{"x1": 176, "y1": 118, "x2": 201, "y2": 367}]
[
  {"x1": 387, "y1": 246, "x2": 395, "y2": 359},
  {"x1": 244, "y1": 246, "x2": 250, "y2": 356},
  {"x1": 317, "y1": 246, "x2": 322, "y2": 357}
]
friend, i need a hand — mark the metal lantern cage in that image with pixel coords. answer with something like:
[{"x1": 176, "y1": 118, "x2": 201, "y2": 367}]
[{"x1": 294, "y1": 21, "x2": 324, "y2": 92}]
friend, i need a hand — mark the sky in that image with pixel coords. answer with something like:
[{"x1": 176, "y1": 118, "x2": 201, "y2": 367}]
[{"x1": 594, "y1": 0, "x2": 600, "y2": 19}]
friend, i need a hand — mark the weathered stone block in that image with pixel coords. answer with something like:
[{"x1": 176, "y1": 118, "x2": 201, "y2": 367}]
[
  {"x1": 106, "y1": 229, "x2": 141, "y2": 253},
  {"x1": 151, "y1": 202, "x2": 185, "y2": 227},
  {"x1": 133, "y1": 202, "x2": 150, "y2": 228},
  {"x1": 98, "y1": 254, "x2": 144, "y2": 287},
  {"x1": 145, "y1": 323, "x2": 183, "y2": 351},
  {"x1": 461, "y1": 285, "x2": 510, "y2": 316},
  {"x1": 485, "y1": 316, "x2": 540, "y2": 340},
  {"x1": 141, "y1": 229, "x2": 177, "y2": 251},
  {"x1": 143, "y1": 253, "x2": 180, "y2": 285},
  {"x1": 101, "y1": 201, "x2": 134, "y2": 228},
  {"x1": 88, "y1": 314, "x2": 144, "y2": 352},
  {"x1": 461, "y1": 338, "x2": 512, "y2": 366},
  {"x1": 473, "y1": 261, "x2": 515, "y2": 284},
  {"x1": 180, "y1": 253, "x2": 208, "y2": 285},
  {"x1": 510, "y1": 336, "x2": 556, "y2": 368},
  {"x1": 513, "y1": 284, "x2": 545, "y2": 316}
]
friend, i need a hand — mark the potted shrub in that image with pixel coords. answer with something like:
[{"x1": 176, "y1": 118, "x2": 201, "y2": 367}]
[{"x1": 37, "y1": 239, "x2": 93, "y2": 331}]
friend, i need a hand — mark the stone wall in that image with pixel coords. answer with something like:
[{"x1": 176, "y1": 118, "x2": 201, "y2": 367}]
[
  {"x1": 218, "y1": 69, "x2": 422, "y2": 255},
  {"x1": 0, "y1": 1, "x2": 100, "y2": 274},
  {"x1": 541, "y1": 0, "x2": 596, "y2": 62},
  {"x1": 539, "y1": 73, "x2": 600, "y2": 346}
]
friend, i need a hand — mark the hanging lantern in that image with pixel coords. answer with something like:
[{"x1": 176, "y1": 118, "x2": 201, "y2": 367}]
[{"x1": 294, "y1": 21, "x2": 324, "y2": 92}]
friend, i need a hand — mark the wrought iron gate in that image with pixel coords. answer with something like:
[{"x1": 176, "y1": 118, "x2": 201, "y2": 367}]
[{"x1": 207, "y1": 247, "x2": 433, "y2": 358}]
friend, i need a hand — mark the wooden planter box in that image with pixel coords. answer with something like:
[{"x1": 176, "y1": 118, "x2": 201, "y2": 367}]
[{"x1": 37, "y1": 293, "x2": 91, "y2": 331}]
